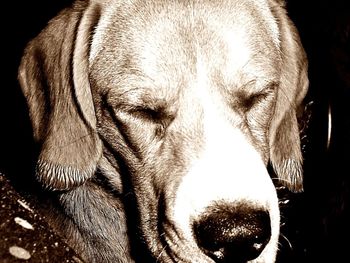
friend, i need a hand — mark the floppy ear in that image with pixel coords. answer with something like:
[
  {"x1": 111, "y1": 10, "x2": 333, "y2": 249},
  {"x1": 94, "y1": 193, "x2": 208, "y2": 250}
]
[
  {"x1": 268, "y1": 3, "x2": 309, "y2": 192},
  {"x1": 18, "y1": 1, "x2": 103, "y2": 190}
]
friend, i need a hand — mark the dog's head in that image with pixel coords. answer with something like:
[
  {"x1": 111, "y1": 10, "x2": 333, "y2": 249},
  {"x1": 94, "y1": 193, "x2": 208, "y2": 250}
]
[{"x1": 19, "y1": 0, "x2": 308, "y2": 262}]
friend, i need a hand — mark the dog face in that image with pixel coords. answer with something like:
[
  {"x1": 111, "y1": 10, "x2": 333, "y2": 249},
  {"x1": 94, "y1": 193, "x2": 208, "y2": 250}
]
[{"x1": 19, "y1": 0, "x2": 308, "y2": 262}]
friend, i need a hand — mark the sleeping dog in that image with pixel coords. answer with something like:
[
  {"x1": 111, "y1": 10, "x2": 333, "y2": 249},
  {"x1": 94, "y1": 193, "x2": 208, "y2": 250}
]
[{"x1": 18, "y1": 0, "x2": 308, "y2": 262}]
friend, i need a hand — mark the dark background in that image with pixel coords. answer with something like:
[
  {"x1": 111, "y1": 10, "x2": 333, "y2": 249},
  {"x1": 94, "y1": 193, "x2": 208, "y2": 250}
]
[{"x1": 1, "y1": 0, "x2": 349, "y2": 262}]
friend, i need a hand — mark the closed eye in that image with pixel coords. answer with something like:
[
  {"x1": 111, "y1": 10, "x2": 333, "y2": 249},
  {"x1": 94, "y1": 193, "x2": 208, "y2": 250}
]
[
  {"x1": 241, "y1": 91, "x2": 271, "y2": 110},
  {"x1": 237, "y1": 82, "x2": 277, "y2": 112},
  {"x1": 128, "y1": 106, "x2": 167, "y2": 122},
  {"x1": 113, "y1": 103, "x2": 176, "y2": 138}
]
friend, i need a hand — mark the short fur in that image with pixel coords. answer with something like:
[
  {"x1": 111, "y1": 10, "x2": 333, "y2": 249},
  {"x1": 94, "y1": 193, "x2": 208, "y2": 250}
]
[{"x1": 18, "y1": 0, "x2": 308, "y2": 262}]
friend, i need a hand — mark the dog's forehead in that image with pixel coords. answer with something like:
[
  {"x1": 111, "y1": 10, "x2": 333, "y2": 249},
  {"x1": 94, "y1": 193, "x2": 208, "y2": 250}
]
[{"x1": 90, "y1": 0, "x2": 281, "y2": 95}]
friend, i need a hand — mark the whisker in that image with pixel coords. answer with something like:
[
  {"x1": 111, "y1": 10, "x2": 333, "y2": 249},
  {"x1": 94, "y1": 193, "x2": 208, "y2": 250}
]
[{"x1": 156, "y1": 243, "x2": 168, "y2": 263}]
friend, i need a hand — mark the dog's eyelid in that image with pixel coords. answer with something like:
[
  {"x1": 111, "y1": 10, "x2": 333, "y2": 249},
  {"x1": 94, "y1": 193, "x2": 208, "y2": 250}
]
[
  {"x1": 237, "y1": 82, "x2": 277, "y2": 111},
  {"x1": 264, "y1": 80, "x2": 279, "y2": 92},
  {"x1": 238, "y1": 79, "x2": 278, "y2": 95},
  {"x1": 131, "y1": 106, "x2": 163, "y2": 120},
  {"x1": 254, "y1": 80, "x2": 278, "y2": 94},
  {"x1": 114, "y1": 102, "x2": 174, "y2": 124},
  {"x1": 107, "y1": 91, "x2": 163, "y2": 114},
  {"x1": 250, "y1": 81, "x2": 278, "y2": 100}
]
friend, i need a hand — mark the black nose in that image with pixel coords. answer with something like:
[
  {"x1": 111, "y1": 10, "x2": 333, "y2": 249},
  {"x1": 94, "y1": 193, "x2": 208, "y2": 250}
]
[{"x1": 193, "y1": 203, "x2": 271, "y2": 263}]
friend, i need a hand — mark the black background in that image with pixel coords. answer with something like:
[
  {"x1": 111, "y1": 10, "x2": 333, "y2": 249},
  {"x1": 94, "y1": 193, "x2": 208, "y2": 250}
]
[{"x1": 1, "y1": 0, "x2": 349, "y2": 262}]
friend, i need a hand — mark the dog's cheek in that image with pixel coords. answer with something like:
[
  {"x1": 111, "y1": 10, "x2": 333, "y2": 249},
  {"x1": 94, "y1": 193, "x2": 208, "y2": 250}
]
[{"x1": 245, "y1": 101, "x2": 277, "y2": 163}]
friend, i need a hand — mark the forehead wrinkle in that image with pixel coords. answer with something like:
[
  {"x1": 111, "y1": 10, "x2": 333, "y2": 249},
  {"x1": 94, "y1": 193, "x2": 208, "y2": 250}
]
[{"x1": 109, "y1": 72, "x2": 182, "y2": 109}]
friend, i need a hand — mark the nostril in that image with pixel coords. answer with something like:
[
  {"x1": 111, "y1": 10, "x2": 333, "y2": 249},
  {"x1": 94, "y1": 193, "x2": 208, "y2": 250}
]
[{"x1": 193, "y1": 203, "x2": 271, "y2": 263}]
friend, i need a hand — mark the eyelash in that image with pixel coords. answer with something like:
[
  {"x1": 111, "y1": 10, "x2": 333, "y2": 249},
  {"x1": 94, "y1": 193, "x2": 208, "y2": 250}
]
[
  {"x1": 128, "y1": 106, "x2": 165, "y2": 122},
  {"x1": 118, "y1": 105, "x2": 174, "y2": 135},
  {"x1": 243, "y1": 92, "x2": 271, "y2": 109},
  {"x1": 235, "y1": 86, "x2": 276, "y2": 114}
]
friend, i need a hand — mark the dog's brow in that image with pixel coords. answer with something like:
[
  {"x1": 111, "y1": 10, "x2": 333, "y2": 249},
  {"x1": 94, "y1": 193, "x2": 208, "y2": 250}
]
[
  {"x1": 108, "y1": 84, "x2": 175, "y2": 114},
  {"x1": 218, "y1": 73, "x2": 279, "y2": 94},
  {"x1": 108, "y1": 71, "x2": 181, "y2": 106}
]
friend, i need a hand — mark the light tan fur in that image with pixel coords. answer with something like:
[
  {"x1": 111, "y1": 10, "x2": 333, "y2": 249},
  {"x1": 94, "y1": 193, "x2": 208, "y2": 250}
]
[{"x1": 18, "y1": 0, "x2": 308, "y2": 262}]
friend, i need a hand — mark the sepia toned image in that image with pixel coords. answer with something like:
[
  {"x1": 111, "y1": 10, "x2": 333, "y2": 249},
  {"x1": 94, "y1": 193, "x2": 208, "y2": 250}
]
[{"x1": 1, "y1": 0, "x2": 349, "y2": 262}]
